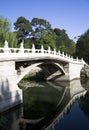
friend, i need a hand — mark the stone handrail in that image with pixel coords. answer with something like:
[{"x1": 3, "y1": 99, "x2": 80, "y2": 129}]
[{"x1": 0, "y1": 40, "x2": 85, "y2": 63}]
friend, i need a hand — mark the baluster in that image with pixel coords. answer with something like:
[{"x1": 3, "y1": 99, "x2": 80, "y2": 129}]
[
  {"x1": 54, "y1": 48, "x2": 56, "y2": 55},
  {"x1": 32, "y1": 44, "x2": 35, "y2": 53},
  {"x1": 71, "y1": 56, "x2": 73, "y2": 60},
  {"x1": 58, "y1": 50, "x2": 60, "y2": 56},
  {"x1": 48, "y1": 46, "x2": 50, "y2": 54},
  {"x1": 4, "y1": 40, "x2": 9, "y2": 53},
  {"x1": 20, "y1": 41, "x2": 24, "y2": 53},
  {"x1": 76, "y1": 57, "x2": 78, "y2": 61},
  {"x1": 65, "y1": 53, "x2": 68, "y2": 58},
  {"x1": 81, "y1": 58, "x2": 83, "y2": 62},
  {"x1": 62, "y1": 52, "x2": 64, "y2": 57},
  {"x1": 68, "y1": 55, "x2": 71, "y2": 59},
  {"x1": 41, "y1": 45, "x2": 44, "y2": 53}
]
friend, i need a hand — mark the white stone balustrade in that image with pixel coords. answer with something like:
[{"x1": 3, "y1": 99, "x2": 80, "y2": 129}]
[{"x1": 0, "y1": 40, "x2": 85, "y2": 64}]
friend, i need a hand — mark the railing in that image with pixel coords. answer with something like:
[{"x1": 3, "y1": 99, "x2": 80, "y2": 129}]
[{"x1": 0, "y1": 40, "x2": 85, "y2": 63}]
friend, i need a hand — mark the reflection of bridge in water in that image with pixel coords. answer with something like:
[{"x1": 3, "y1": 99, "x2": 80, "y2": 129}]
[
  {"x1": 43, "y1": 80, "x2": 87, "y2": 130},
  {"x1": 0, "y1": 79, "x2": 89, "y2": 130},
  {"x1": 19, "y1": 79, "x2": 87, "y2": 130}
]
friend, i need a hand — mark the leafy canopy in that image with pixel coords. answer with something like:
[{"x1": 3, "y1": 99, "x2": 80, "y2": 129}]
[
  {"x1": 0, "y1": 16, "x2": 17, "y2": 47},
  {"x1": 14, "y1": 16, "x2": 76, "y2": 55},
  {"x1": 76, "y1": 29, "x2": 89, "y2": 63},
  {"x1": 14, "y1": 16, "x2": 32, "y2": 43}
]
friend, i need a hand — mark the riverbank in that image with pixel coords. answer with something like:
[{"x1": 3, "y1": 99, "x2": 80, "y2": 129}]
[{"x1": 18, "y1": 73, "x2": 45, "y2": 88}]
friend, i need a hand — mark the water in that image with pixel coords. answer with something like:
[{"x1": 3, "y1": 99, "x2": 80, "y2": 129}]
[{"x1": 1, "y1": 79, "x2": 89, "y2": 130}]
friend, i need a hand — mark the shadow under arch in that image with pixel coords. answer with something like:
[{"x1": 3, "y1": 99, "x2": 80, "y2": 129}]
[{"x1": 17, "y1": 61, "x2": 66, "y2": 83}]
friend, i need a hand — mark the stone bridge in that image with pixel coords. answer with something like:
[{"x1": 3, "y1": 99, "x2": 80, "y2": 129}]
[{"x1": 0, "y1": 40, "x2": 86, "y2": 113}]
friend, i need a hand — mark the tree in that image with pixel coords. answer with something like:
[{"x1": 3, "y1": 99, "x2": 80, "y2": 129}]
[
  {"x1": 76, "y1": 29, "x2": 89, "y2": 63},
  {"x1": 0, "y1": 16, "x2": 10, "y2": 46},
  {"x1": 31, "y1": 18, "x2": 55, "y2": 49},
  {"x1": 54, "y1": 28, "x2": 76, "y2": 55},
  {"x1": 43, "y1": 31, "x2": 56, "y2": 49},
  {"x1": 0, "y1": 16, "x2": 11, "y2": 32},
  {"x1": 8, "y1": 32, "x2": 18, "y2": 47},
  {"x1": 0, "y1": 16, "x2": 17, "y2": 47},
  {"x1": 14, "y1": 16, "x2": 32, "y2": 43},
  {"x1": 31, "y1": 18, "x2": 51, "y2": 36},
  {"x1": 54, "y1": 28, "x2": 66, "y2": 51}
]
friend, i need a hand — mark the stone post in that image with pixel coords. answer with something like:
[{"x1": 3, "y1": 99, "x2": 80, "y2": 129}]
[
  {"x1": 62, "y1": 52, "x2": 64, "y2": 57},
  {"x1": 48, "y1": 46, "x2": 51, "y2": 54},
  {"x1": 32, "y1": 44, "x2": 35, "y2": 53},
  {"x1": 66, "y1": 53, "x2": 68, "y2": 58},
  {"x1": 20, "y1": 41, "x2": 24, "y2": 53},
  {"x1": 68, "y1": 55, "x2": 71, "y2": 59},
  {"x1": 58, "y1": 50, "x2": 60, "y2": 56},
  {"x1": 76, "y1": 57, "x2": 78, "y2": 61},
  {"x1": 4, "y1": 40, "x2": 9, "y2": 53},
  {"x1": 81, "y1": 58, "x2": 83, "y2": 62},
  {"x1": 54, "y1": 48, "x2": 56, "y2": 55},
  {"x1": 71, "y1": 56, "x2": 73, "y2": 60},
  {"x1": 41, "y1": 45, "x2": 44, "y2": 53}
]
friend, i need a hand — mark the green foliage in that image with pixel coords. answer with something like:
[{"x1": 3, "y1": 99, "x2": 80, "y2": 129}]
[
  {"x1": 14, "y1": 16, "x2": 76, "y2": 54},
  {"x1": 31, "y1": 18, "x2": 51, "y2": 34},
  {"x1": 54, "y1": 28, "x2": 76, "y2": 55},
  {"x1": 43, "y1": 31, "x2": 56, "y2": 50},
  {"x1": 0, "y1": 16, "x2": 18, "y2": 47},
  {"x1": 14, "y1": 16, "x2": 32, "y2": 43},
  {"x1": 31, "y1": 18, "x2": 54, "y2": 49},
  {"x1": 24, "y1": 38, "x2": 32, "y2": 48},
  {"x1": 8, "y1": 32, "x2": 18, "y2": 47},
  {"x1": 0, "y1": 16, "x2": 11, "y2": 32},
  {"x1": 76, "y1": 29, "x2": 89, "y2": 63},
  {"x1": 0, "y1": 16, "x2": 11, "y2": 47}
]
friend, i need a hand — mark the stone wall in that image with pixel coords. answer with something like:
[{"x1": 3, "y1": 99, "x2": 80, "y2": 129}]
[
  {"x1": 0, "y1": 61, "x2": 22, "y2": 113},
  {"x1": 69, "y1": 62, "x2": 84, "y2": 80}
]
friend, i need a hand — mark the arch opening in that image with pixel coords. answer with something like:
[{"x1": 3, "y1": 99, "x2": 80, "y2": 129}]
[{"x1": 16, "y1": 61, "x2": 66, "y2": 83}]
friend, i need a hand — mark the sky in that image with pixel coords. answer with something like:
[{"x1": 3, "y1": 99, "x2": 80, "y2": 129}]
[{"x1": 0, "y1": 0, "x2": 89, "y2": 41}]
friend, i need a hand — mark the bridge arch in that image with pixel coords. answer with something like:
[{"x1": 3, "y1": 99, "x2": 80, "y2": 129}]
[{"x1": 17, "y1": 61, "x2": 66, "y2": 83}]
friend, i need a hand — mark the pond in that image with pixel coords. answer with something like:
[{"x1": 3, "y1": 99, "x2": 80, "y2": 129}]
[{"x1": 1, "y1": 79, "x2": 89, "y2": 130}]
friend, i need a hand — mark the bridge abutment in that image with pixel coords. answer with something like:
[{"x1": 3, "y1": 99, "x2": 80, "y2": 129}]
[
  {"x1": 68, "y1": 62, "x2": 84, "y2": 80},
  {"x1": 48, "y1": 62, "x2": 84, "y2": 81},
  {"x1": 0, "y1": 61, "x2": 22, "y2": 113}
]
